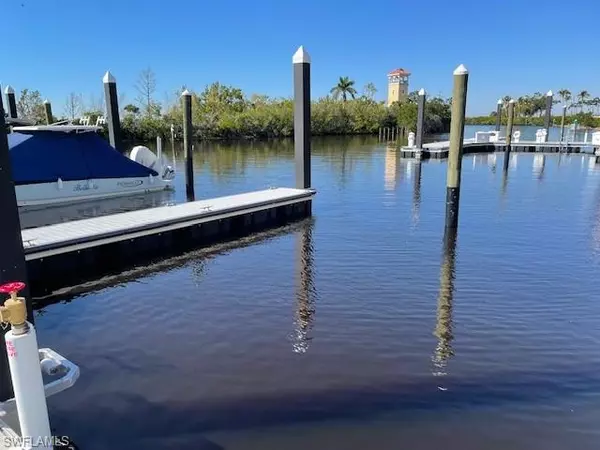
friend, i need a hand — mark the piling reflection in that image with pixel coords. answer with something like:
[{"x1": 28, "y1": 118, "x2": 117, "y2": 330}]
[
  {"x1": 384, "y1": 144, "x2": 398, "y2": 191},
  {"x1": 292, "y1": 220, "x2": 317, "y2": 354},
  {"x1": 411, "y1": 161, "x2": 422, "y2": 225},
  {"x1": 533, "y1": 154, "x2": 545, "y2": 181},
  {"x1": 432, "y1": 229, "x2": 457, "y2": 376}
]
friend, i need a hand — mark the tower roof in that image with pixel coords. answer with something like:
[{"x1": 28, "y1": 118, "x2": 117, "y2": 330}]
[{"x1": 388, "y1": 68, "x2": 411, "y2": 76}]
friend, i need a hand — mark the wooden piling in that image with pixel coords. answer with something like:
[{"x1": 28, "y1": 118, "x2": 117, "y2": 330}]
[
  {"x1": 416, "y1": 88, "x2": 426, "y2": 148},
  {"x1": 0, "y1": 87, "x2": 30, "y2": 402},
  {"x1": 495, "y1": 99, "x2": 502, "y2": 131},
  {"x1": 445, "y1": 64, "x2": 468, "y2": 230},
  {"x1": 181, "y1": 90, "x2": 194, "y2": 200},
  {"x1": 503, "y1": 99, "x2": 515, "y2": 172},
  {"x1": 543, "y1": 90, "x2": 553, "y2": 142},
  {"x1": 560, "y1": 105, "x2": 567, "y2": 142},
  {"x1": 293, "y1": 46, "x2": 311, "y2": 191},
  {"x1": 43, "y1": 99, "x2": 53, "y2": 125},
  {"x1": 4, "y1": 86, "x2": 17, "y2": 119},
  {"x1": 103, "y1": 71, "x2": 123, "y2": 152}
]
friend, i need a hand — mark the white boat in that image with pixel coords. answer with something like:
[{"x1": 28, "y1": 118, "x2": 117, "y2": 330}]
[{"x1": 9, "y1": 124, "x2": 175, "y2": 207}]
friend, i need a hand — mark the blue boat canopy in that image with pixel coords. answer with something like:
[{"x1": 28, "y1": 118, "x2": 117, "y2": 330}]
[{"x1": 8, "y1": 131, "x2": 158, "y2": 186}]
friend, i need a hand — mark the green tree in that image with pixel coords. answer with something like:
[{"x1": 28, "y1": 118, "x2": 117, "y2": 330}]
[
  {"x1": 16, "y1": 89, "x2": 46, "y2": 123},
  {"x1": 577, "y1": 90, "x2": 590, "y2": 113},
  {"x1": 558, "y1": 89, "x2": 571, "y2": 106},
  {"x1": 330, "y1": 77, "x2": 357, "y2": 101},
  {"x1": 124, "y1": 104, "x2": 140, "y2": 115}
]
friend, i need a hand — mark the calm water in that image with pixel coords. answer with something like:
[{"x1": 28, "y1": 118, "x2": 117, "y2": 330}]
[{"x1": 29, "y1": 132, "x2": 600, "y2": 449}]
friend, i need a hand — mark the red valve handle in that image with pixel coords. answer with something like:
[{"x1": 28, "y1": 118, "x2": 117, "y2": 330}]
[{"x1": 0, "y1": 282, "x2": 26, "y2": 294}]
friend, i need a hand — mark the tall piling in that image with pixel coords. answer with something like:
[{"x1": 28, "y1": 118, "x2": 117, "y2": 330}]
[
  {"x1": 416, "y1": 88, "x2": 426, "y2": 149},
  {"x1": 495, "y1": 99, "x2": 502, "y2": 131},
  {"x1": 445, "y1": 64, "x2": 468, "y2": 230},
  {"x1": 181, "y1": 90, "x2": 194, "y2": 200},
  {"x1": 503, "y1": 99, "x2": 515, "y2": 172},
  {"x1": 560, "y1": 105, "x2": 567, "y2": 143},
  {"x1": 103, "y1": 71, "x2": 123, "y2": 152},
  {"x1": 293, "y1": 46, "x2": 311, "y2": 192},
  {"x1": 0, "y1": 88, "x2": 31, "y2": 402},
  {"x1": 4, "y1": 86, "x2": 17, "y2": 119},
  {"x1": 43, "y1": 99, "x2": 53, "y2": 125},
  {"x1": 543, "y1": 90, "x2": 553, "y2": 142}
]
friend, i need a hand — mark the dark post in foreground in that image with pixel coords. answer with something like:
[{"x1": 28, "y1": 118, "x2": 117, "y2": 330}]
[
  {"x1": 543, "y1": 90, "x2": 553, "y2": 142},
  {"x1": 4, "y1": 86, "x2": 17, "y2": 119},
  {"x1": 560, "y1": 105, "x2": 567, "y2": 142},
  {"x1": 0, "y1": 89, "x2": 31, "y2": 402},
  {"x1": 416, "y1": 88, "x2": 426, "y2": 149},
  {"x1": 181, "y1": 90, "x2": 194, "y2": 200},
  {"x1": 103, "y1": 71, "x2": 123, "y2": 153},
  {"x1": 495, "y1": 99, "x2": 502, "y2": 131},
  {"x1": 43, "y1": 100, "x2": 53, "y2": 125},
  {"x1": 445, "y1": 64, "x2": 468, "y2": 230},
  {"x1": 293, "y1": 46, "x2": 311, "y2": 190},
  {"x1": 503, "y1": 99, "x2": 515, "y2": 172}
]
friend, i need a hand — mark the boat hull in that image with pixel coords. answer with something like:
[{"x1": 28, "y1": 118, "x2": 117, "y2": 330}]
[{"x1": 16, "y1": 177, "x2": 173, "y2": 208}]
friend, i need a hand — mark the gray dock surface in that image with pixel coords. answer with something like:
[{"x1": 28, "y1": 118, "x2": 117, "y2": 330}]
[{"x1": 24, "y1": 187, "x2": 315, "y2": 296}]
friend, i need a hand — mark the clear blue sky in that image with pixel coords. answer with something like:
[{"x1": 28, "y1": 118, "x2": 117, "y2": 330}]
[{"x1": 3, "y1": 0, "x2": 599, "y2": 116}]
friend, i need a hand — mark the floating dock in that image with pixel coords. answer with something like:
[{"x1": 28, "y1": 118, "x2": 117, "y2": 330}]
[
  {"x1": 23, "y1": 187, "x2": 315, "y2": 296},
  {"x1": 399, "y1": 139, "x2": 598, "y2": 159}
]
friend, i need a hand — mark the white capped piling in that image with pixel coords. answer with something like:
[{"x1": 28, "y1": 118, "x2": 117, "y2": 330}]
[
  {"x1": 103, "y1": 71, "x2": 123, "y2": 152},
  {"x1": 543, "y1": 90, "x2": 553, "y2": 142},
  {"x1": 4, "y1": 86, "x2": 17, "y2": 119},
  {"x1": 560, "y1": 105, "x2": 567, "y2": 142},
  {"x1": 181, "y1": 90, "x2": 194, "y2": 200},
  {"x1": 416, "y1": 88, "x2": 426, "y2": 148},
  {"x1": 445, "y1": 64, "x2": 468, "y2": 230},
  {"x1": 293, "y1": 46, "x2": 311, "y2": 190},
  {"x1": 0, "y1": 89, "x2": 30, "y2": 402},
  {"x1": 503, "y1": 99, "x2": 515, "y2": 172},
  {"x1": 495, "y1": 98, "x2": 502, "y2": 131},
  {"x1": 43, "y1": 99, "x2": 53, "y2": 125}
]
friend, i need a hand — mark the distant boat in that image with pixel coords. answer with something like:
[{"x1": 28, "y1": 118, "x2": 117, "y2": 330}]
[{"x1": 9, "y1": 124, "x2": 175, "y2": 207}]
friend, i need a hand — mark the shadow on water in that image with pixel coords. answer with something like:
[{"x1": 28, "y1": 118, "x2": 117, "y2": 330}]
[{"x1": 56, "y1": 365, "x2": 600, "y2": 448}]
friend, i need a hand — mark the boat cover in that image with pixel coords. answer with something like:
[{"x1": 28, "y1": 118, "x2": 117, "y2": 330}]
[{"x1": 8, "y1": 131, "x2": 158, "y2": 186}]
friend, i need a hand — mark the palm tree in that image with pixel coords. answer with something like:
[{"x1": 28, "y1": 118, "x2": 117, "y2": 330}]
[
  {"x1": 577, "y1": 90, "x2": 590, "y2": 113},
  {"x1": 558, "y1": 89, "x2": 571, "y2": 106},
  {"x1": 330, "y1": 77, "x2": 357, "y2": 101}
]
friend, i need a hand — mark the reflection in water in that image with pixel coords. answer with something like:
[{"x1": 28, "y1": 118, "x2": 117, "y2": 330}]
[
  {"x1": 510, "y1": 153, "x2": 518, "y2": 170},
  {"x1": 292, "y1": 221, "x2": 317, "y2": 354},
  {"x1": 384, "y1": 144, "x2": 398, "y2": 191},
  {"x1": 432, "y1": 229, "x2": 457, "y2": 376},
  {"x1": 411, "y1": 161, "x2": 422, "y2": 225},
  {"x1": 488, "y1": 153, "x2": 497, "y2": 173},
  {"x1": 533, "y1": 154, "x2": 545, "y2": 181}
]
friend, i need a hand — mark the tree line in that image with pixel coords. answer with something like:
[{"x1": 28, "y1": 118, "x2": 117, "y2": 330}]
[{"x1": 7, "y1": 68, "x2": 452, "y2": 141}]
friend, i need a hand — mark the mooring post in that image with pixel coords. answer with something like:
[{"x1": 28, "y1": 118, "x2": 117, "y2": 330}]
[
  {"x1": 0, "y1": 88, "x2": 31, "y2": 402},
  {"x1": 495, "y1": 99, "x2": 502, "y2": 131},
  {"x1": 445, "y1": 64, "x2": 468, "y2": 230},
  {"x1": 181, "y1": 90, "x2": 194, "y2": 200},
  {"x1": 560, "y1": 105, "x2": 567, "y2": 143},
  {"x1": 416, "y1": 88, "x2": 426, "y2": 149},
  {"x1": 293, "y1": 46, "x2": 311, "y2": 190},
  {"x1": 4, "y1": 86, "x2": 17, "y2": 119},
  {"x1": 103, "y1": 71, "x2": 123, "y2": 153},
  {"x1": 543, "y1": 90, "x2": 553, "y2": 142},
  {"x1": 43, "y1": 99, "x2": 53, "y2": 125},
  {"x1": 503, "y1": 99, "x2": 515, "y2": 172}
]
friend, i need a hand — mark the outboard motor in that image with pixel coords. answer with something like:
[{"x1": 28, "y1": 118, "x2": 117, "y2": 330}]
[{"x1": 130, "y1": 145, "x2": 175, "y2": 181}]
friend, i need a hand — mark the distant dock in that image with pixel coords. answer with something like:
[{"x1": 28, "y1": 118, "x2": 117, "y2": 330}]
[
  {"x1": 23, "y1": 188, "x2": 315, "y2": 296},
  {"x1": 398, "y1": 139, "x2": 598, "y2": 159}
]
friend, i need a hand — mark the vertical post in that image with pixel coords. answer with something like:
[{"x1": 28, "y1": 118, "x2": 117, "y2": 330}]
[
  {"x1": 293, "y1": 46, "x2": 311, "y2": 190},
  {"x1": 103, "y1": 71, "x2": 123, "y2": 152},
  {"x1": 543, "y1": 90, "x2": 553, "y2": 142},
  {"x1": 43, "y1": 100, "x2": 53, "y2": 125},
  {"x1": 503, "y1": 99, "x2": 515, "y2": 172},
  {"x1": 181, "y1": 90, "x2": 194, "y2": 200},
  {"x1": 560, "y1": 105, "x2": 567, "y2": 142},
  {"x1": 0, "y1": 88, "x2": 31, "y2": 402},
  {"x1": 391, "y1": 126, "x2": 396, "y2": 141},
  {"x1": 495, "y1": 99, "x2": 502, "y2": 131},
  {"x1": 445, "y1": 64, "x2": 468, "y2": 230},
  {"x1": 4, "y1": 86, "x2": 17, "y2": 119},
  {"x1": 170, "y1": 123, "x2": 176, "y2": 163},
  {"x1": 378, "y1": 127, "x2": 382, "y2": 141},
  {"x1": 416, "y1": 88, "x2": 426, "y2": 149}
]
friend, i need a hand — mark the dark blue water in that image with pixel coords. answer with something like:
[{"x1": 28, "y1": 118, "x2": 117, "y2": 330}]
[{"x1": 29, "y1": 135, "x2": 600, "y2": 449}]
